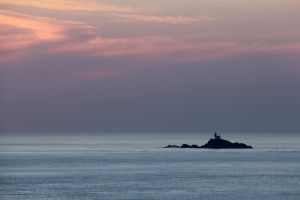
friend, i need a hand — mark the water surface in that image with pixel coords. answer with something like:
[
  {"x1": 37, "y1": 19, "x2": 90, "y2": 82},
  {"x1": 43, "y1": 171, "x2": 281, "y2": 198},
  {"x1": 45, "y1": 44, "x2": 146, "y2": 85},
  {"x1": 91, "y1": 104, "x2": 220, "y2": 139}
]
[{"x1": 1, "y1": 133, "x2": 300, "y2": 200}]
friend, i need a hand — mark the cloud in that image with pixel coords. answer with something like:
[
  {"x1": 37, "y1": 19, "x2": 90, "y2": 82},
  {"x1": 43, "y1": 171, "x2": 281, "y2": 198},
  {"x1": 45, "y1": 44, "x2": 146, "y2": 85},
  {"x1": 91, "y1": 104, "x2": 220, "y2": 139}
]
[
  {"x1": 51, "y1": 36, "x2": 180, "y2": 56},
  {"x1": 0, "y1": 0, "x2": 134, "y2": 13},
  {"x1": 0, "y1": 10, "x2": 66, "y2": 42},
  {"x1": 1, "y1": 8, "x2": 299, "y2": 67},
  {"x1": 52, "y1": 33, "x2": 300, "y2": 64},
  {"x1": 0, "y1": 6, "x2": 213, "y2": 64},
  {"x1": 0, "y1": 10, "x2": 94, "y2": 63},
  {"x1": 0, "y1": 0, "x2": 212, "y2": 25},
  {"x1": 112, "y1": 14, "x2": 213, "y2": 24}
]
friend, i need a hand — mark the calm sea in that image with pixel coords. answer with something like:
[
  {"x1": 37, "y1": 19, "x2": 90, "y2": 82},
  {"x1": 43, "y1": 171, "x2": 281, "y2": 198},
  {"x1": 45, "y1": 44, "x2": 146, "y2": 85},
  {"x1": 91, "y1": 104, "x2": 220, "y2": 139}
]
[{"x1": 1, "y1": 133, "x2": 300, "y2": 200}]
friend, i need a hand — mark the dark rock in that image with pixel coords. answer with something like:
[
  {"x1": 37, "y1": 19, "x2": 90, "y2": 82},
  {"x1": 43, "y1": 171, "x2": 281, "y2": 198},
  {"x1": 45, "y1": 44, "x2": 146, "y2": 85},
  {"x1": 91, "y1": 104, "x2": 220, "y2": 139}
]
[
  {"x1": 199, "y1": 138, "x2": 253, "y2": 149},
  {"x1": 163, "y1": 133, "x2": 253, "y2": 149},
  {"x1": 181, "y1": 144, "x2": 191, "y2": 148},
  {"x1": 164, "y1": 145, "x2": 180, "y2": 148}
]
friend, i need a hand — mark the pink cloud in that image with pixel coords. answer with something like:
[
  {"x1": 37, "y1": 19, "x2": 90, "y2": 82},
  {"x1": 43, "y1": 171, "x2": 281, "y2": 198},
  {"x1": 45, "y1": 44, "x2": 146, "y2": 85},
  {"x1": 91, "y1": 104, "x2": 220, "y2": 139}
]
[
  {"x1": 0, "y1": 10, "x2": 94, "y2": 63},
  {"x1": 51, "y1": 36, "x2": 182, "y2": 56},
  {"x1": 0, "y1": 1, "x2": 212, "y2": 25},
  {"x1": 1, "y1": 9, "x2": 299, "y2": 67},
  {"x1": 0, "y1": 0, "x2": 134, "y2": 13},
  {"x1": 52, "y1": 33, "x2": 300, "y2": 64},
  {"x1": 0, "y1": 10, "x2": 66, "y2": 41},
  {"x1": 112, "y1": 14, "x2": 213, "y2": 24}
]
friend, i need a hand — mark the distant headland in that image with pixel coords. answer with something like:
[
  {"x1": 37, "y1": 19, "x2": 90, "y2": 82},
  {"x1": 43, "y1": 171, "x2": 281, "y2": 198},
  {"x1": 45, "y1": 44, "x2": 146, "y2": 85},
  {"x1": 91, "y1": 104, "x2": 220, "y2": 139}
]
[{"x1": 164, "y1": 133, "x2": 253, "y2": 149}]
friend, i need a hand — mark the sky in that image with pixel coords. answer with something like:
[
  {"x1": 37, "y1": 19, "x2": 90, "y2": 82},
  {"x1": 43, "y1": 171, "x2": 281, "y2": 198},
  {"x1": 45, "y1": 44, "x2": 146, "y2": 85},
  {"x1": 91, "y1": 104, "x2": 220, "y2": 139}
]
[{"x1": 0, "y1": 0, "x2": 300, "y2": 133}]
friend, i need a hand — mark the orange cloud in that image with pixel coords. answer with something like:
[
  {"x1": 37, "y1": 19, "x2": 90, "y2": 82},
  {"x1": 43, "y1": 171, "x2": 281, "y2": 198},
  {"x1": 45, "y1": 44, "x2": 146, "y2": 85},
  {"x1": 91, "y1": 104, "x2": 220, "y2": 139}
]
[
  {"x1": 0, "y1": 10, "x2": 94, "y2": 63},
  {"x1": 0, "y1": 0, "x2": 134, "y2": 13},
  {"x1": 0, "y1": 10, "x2": 94, "y2": 41},
  {"x1": 0, "y1": 0, "x2": 212, "y2": 25},
  {"x1": 0, "y1": 10, "x2": 67, "y2": 42},
  {"x1": 0, "y1": 30, "x2": 34, "y2": 50}
]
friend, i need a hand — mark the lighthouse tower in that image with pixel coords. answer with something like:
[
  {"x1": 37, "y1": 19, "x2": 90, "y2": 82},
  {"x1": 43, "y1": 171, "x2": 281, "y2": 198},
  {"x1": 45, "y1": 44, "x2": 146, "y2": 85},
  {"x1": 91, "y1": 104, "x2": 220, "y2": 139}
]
[{"x1": 214, "y1": 132, "x2": 221, "y2": 139}]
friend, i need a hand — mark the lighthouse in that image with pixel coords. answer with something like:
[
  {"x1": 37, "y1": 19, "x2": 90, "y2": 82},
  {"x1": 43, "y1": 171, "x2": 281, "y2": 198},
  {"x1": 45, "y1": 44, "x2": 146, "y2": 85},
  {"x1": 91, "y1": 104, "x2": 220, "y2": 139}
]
[{"x1": 214, "y1": 132, "x2": 221, "y2": 140}]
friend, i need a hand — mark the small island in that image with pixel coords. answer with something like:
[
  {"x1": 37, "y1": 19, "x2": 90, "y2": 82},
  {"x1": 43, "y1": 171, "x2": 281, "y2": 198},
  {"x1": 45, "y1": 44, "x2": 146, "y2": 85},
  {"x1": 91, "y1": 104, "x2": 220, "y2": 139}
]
[{"x1": 164, "y1": 133, "x2": 253, "y2": 149}]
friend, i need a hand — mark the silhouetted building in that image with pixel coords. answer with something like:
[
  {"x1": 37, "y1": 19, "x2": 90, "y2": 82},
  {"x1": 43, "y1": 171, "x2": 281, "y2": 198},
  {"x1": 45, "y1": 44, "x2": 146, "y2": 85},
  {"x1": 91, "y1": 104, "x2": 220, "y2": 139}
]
[
  {"x1": 164, "y1": 132, "x2": 253, "y2": 149},
  {"x1": 214, "y1": 132, "x2": 221, "y2": 139}
]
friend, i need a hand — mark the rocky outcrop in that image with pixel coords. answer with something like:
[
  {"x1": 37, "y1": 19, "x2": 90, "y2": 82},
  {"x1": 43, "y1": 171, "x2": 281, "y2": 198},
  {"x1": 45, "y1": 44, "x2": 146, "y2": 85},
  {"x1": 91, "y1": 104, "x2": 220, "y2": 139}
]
[
  {"x1": 164, "y1": 133, "x2": 253, "y2": 149},
  {"x1": 199, "y1": 138, "x2": 252, "y2": 149}
]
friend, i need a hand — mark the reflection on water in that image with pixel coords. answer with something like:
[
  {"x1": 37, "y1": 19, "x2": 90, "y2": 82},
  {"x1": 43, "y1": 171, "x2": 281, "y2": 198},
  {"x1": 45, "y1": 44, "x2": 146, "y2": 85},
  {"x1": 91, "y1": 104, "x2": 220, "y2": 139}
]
[{"x1": 0, "y1": 133, "x2": 300, "y2": 200}]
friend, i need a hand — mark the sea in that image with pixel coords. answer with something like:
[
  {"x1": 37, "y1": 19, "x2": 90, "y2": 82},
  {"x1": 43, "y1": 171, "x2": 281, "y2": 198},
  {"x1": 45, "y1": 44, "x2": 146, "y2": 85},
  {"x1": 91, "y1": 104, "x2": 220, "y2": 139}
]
[{"x1": 0, "y1": 133, "x2": 300, "y2": 200}]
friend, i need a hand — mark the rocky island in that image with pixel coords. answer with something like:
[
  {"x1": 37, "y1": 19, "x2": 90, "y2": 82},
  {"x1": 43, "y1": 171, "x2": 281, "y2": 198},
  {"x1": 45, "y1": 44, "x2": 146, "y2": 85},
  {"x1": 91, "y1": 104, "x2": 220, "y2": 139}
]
[{"x1": 164, "y1": 133, "x2": 253, "y2": 149}]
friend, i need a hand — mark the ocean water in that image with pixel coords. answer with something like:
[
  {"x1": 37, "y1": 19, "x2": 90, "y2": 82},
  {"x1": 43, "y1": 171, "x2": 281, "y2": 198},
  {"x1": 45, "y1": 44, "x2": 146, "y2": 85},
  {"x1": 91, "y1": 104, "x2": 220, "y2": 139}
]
[{"x1": 1, "y1": 133, "x2": 300, "y2": 200}]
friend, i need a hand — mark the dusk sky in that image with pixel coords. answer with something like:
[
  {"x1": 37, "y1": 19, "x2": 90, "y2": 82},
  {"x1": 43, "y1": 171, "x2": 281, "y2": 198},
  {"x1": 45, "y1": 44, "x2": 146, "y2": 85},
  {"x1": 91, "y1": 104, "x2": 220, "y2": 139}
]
[{"x1": 1, "y1": 0, "x2": 300, "y2": 133}]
